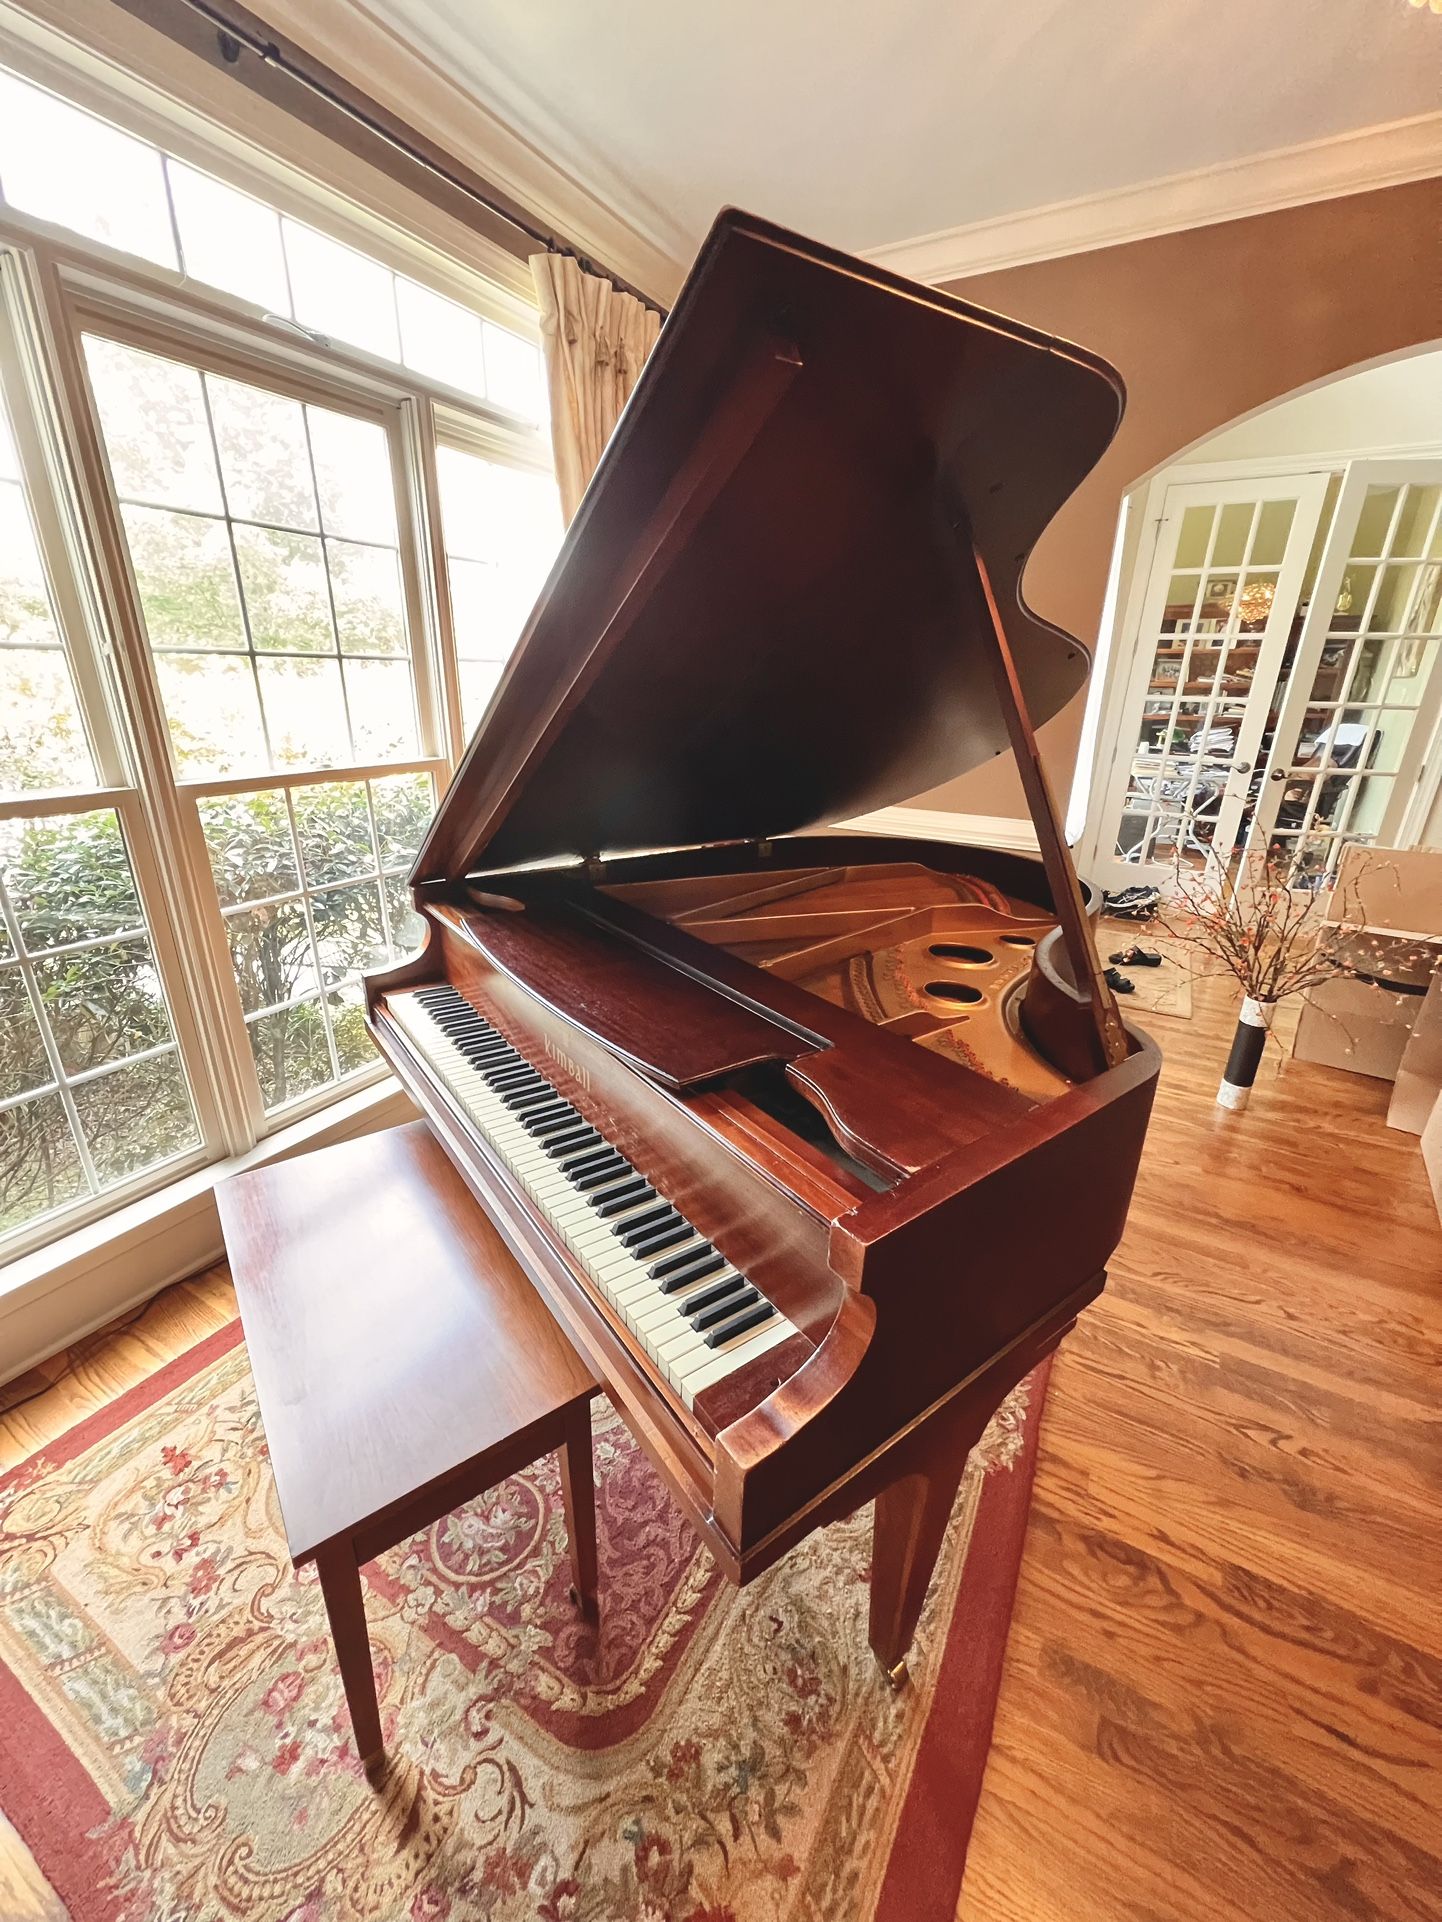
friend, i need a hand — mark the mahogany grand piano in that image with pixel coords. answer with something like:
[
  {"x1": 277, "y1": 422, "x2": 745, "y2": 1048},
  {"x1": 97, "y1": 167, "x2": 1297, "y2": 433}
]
[{"x1": 365, "y1": 211, "x2": 1161, "y2": 1682}]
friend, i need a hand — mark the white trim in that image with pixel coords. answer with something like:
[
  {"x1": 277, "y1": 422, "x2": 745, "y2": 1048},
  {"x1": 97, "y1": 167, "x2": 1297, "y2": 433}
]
[
  {"x1": 837, "y1": 805, "x2": 1041, "y2": 854},
  {"x1": 0, "y1": 3, "x2": 547, "y2": 326},
  {"x1": 1173, "y1": 443, "x2": 1442, "y2": 481},
  {"x1": 218, "y1": 0, "x2": 685, "y2": 306},
  {"x1": 0, "y1": 1077, "x2": 418, "y2": 1385},
  {"x1": 866, "y1": 113, "x2": 1442, "y2": 285}
]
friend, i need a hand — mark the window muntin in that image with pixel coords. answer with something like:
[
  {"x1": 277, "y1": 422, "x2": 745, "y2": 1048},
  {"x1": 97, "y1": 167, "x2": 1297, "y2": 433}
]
[
  {"x1": 197, "y1": 772, "x2": 430, "y2": 1114},
  {"x1": 0, "y1": 807, "x2": 200, "y2": 1237},
  {"x1": 0, "y1": 65, "x2": 547, "y2": 423},
  {"x1": 85, "y1": 337, "x2": 419, "y2": 776},
  {"x1": 0, "y1": 386, "x2": 97, "y2": 795},
  {"x1": 436, "y1": 443, "x2": 562, "y2": 734},
  {"x1": 82, "y1": 328, "x2": 442, "y2": 1121},
  {"x1": 0, "y1": 68, "x2": 561, "y2": 1255}
]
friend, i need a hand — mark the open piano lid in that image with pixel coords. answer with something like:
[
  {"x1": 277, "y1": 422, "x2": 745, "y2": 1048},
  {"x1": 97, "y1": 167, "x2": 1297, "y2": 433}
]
[{"x1": 414, "y1": 210, "x2": 1123, "y2": 886}]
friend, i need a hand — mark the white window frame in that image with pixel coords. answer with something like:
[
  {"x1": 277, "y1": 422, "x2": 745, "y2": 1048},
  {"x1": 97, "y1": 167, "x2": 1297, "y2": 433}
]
[{"x1": 0, "y1": 72, "x2": 559, "y2": 1329}]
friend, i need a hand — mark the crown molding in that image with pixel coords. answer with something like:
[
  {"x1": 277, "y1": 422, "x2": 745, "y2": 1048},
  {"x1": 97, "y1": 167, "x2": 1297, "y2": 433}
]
[
  {"x1": 866, "y1": 112, "x2": 1442, "y2": 286},
  {"x1": 228, "y1": 0, "x2": 689, "y2": 306}
]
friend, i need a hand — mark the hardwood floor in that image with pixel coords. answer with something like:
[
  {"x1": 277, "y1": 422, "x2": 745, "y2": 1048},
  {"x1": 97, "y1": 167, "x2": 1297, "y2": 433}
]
[
  {"x1": 960, "y1": 934, "x2": 1442, "y2": 1922},
  {"x1": 0, "y1": 1264, "x2": 236, "y2": 1471},
  {"x1": 2, "y1": 937, "x2": 1438, "y2": 1922}
]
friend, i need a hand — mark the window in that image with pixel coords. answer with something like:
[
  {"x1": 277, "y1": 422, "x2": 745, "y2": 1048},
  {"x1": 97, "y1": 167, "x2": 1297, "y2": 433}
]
[
  {"x1": 85, "y1": 339, "x2": 420, "y2": 774},
  {"x1": 197, "y1": 774, "x2": 431, "y2": 1111},
  {"x1": 0, "y1": 66, "x2": 565, "y2": 1260},
  {"x1": 437, "y1": 441, "x2": 563, "y2": 732},
  {"x1": 0, "y1": 808, "x2": 199, "y2": 1234},
  {"x1": 0, "y1": 326, "x2": 202, "y2": 1241},
  {"x1": 0, "y1": 67, "x2": 548, "y2": 422}
]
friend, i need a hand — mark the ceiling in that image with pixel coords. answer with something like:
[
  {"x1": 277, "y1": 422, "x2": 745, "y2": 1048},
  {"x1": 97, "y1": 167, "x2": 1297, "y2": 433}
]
[{"x1": 360, "y1": 0, "x2": 1438, "y2": 278}]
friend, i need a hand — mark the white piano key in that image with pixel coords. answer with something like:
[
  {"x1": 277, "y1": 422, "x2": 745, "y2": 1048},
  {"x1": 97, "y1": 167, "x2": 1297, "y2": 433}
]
[{"x1": 387, "y1": 987, "x2": 799, "y2": 1408}]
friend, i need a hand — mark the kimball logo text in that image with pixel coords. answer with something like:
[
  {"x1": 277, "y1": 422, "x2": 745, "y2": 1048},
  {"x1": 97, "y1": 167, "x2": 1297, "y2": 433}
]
[{"x1": 543, "y1": 1034, "x2": 591, "y2": 1092}]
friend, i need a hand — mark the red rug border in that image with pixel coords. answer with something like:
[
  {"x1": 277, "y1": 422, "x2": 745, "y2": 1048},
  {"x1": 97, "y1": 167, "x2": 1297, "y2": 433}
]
[
  {"x1": 0, "y1": 1318, "x2": 245, "y2": 1488},
  {"x1": 0, "y1": 1321, "x2": 248, "y2": 1916},
  {"x1": 874, "y1": 1352, "x2": 1051, "y2": 1921},
  {"x1": 0, "y1": 1320, "x2": 1047, "y2": 1921}
]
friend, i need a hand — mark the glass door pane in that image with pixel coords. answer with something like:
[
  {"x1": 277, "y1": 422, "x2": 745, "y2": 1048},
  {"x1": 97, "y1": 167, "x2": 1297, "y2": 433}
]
[
  {"x1": 1257, "y1": 467, "x2": 1442, "y2": 885},
  {"x1": 1094, "y1": 474, "x2": 1331, "y2": 888}
]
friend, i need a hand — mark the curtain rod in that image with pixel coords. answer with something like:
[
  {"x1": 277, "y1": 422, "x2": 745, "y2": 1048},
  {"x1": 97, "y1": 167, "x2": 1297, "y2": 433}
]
[{"x1": 119, "y1": 0, "x2": 668, "y2": 314}]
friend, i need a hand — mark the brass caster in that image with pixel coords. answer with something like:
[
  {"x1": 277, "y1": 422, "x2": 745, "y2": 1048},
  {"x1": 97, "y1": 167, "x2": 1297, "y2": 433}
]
[{"x1": 882, "y1": 1657, "x2": 910, "y2": 1692}]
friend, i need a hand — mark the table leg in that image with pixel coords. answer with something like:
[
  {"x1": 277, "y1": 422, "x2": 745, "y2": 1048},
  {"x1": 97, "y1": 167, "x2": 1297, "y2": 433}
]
[
  {"x1": 557, "y1": 1403, "x2": 598, "y2": 1620},
  {"x1": 314, "y1": 1539, "x2": 385, "y2": 1779}
]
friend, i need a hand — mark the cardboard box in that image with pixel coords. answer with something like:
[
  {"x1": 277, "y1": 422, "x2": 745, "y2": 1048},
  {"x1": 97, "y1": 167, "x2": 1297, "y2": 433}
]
[
  {"x1": 1422, "y1": 1090, "x2": 1442, "y2": 1226},
  {"x1": 1293, "y1": 974, "x2": 1424, "y2": 1081},
  {"x1": 1291, "y1": 846, "x2": 1442, "y2": 1082},
  {"x1": 1389, "y1": 971, "x2": 1442, "y2": 1132}
]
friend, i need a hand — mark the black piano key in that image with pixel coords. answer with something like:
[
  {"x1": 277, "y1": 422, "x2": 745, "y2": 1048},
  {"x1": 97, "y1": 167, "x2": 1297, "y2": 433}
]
[
  {"x1": 583, "y1": 1171, "x2": 640, "y2": 1205},
  {"x1": 505, "y1": 1087, "x2": 557, "y2": 1111},
  {"x1": 703, "y1": 1300, "x2": 775, "y2": 1350},
  {"x1": 546, "y1": 1122, "x2": 603, "y2": 1153},
  {"x1": 555, "y1": 1139, "x2": 609, "y2": 1170},
  {"x1": 617, "y1": 1204, "x2": 677, "y2": 1245},
  {"x1": 652, "y1": 1245, "x2": 724, "y2": 1285},
  {"x1": 519, "y1": 1100, "x2": 571, "y2": 1126},
  {"x1": 689, "y1": 1284, "x2": 758, "y2": 1330},
  {"x1": 575, "y1": 1156, "x2": 630, "y2": 1190},
  {"x1": 528, "y1": 1109, "x2": 582, "y2": 1136},
  {"x1": 489, "y1": 1067, "x2": 536, "y2": 1091},
  {"x1": 630, "y1": 1222, "x2": 692, "y2": 1260},
  {"x1": 542, "y1": 1126, "x2": 594, "y2": 1155},
  {"x1": 682, "y1": 1275, "x2": 748, "y2": 1319},
  {"x1": 596, "y1": 1181, "x2": 652, "y2": 1216}
]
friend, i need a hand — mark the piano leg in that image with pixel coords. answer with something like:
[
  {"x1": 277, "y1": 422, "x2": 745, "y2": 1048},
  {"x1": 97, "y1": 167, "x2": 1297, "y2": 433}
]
[
  {"x1": 867, "y1": 1411, "x2": 982, "y2": 1687},
  {"x1": 558, "y1": 1402, "x2": 600, "y2": 1621},
  {"x1": 865, "y1": 1312, "x2": 1080, "y2": 1683}
]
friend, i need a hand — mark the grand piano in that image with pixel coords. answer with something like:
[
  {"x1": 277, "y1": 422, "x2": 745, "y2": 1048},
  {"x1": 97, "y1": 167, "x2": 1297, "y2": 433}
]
[{"x1": 365, "y1": 210, "x2": 1161, "y2": 1683}]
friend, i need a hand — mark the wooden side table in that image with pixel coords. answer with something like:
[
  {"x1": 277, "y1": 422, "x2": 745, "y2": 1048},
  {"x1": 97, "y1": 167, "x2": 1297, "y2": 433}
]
[{"x1": 218, "y1": 1121, "x2": 600, "y2": 1778}]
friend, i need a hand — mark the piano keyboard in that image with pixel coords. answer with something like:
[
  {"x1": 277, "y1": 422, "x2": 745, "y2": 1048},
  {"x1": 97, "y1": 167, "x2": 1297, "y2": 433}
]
[{"x1": 388, "y1": 985, "x2": 799, "y2": 1412}]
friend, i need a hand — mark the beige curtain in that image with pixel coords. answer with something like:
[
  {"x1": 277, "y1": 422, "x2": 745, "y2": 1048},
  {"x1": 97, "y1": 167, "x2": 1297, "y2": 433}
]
[{"x1": 530, "y1": 252, "x2": 661, "y2": 523}]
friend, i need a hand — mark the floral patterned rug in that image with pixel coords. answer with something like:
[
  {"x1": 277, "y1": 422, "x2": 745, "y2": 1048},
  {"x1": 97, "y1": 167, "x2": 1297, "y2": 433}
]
[{"x1": 0, "y1": 1323, "x2": 1046, "y2": 1922}]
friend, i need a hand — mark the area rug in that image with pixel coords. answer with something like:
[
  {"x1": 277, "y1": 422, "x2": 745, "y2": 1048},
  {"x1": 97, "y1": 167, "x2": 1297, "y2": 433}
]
[{"x1": 0, "y1": 1323, "x2": 1048, "y2": 1922}]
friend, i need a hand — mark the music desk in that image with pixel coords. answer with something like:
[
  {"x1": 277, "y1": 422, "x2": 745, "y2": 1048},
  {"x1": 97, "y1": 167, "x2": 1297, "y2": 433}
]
[{"x1": 217, "y1": 1120, "x2": 600, "y2": 1778}]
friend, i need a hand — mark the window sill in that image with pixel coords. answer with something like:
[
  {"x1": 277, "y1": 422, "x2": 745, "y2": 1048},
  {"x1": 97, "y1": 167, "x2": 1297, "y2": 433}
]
[{"x1": 0, "y1": 1075, "x2": 419, "y2": 1387}]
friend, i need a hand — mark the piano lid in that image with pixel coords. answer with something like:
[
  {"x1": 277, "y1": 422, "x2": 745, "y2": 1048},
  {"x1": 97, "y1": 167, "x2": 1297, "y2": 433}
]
[{"x1": 414, "y1": 210, "x2": 1123, "y2": 885}]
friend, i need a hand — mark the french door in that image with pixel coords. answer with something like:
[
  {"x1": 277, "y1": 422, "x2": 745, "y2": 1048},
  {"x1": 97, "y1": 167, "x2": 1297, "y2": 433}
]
[
  {"x1": 1254, "y1": 461, "x2": 1442, "y2": 884},
  {"x1": 1084, "y1": 462, "x2": 1442, "y2": 891},
  {"x1": 1085, "y1": 473, "x2": 1331, "y2": 888}
]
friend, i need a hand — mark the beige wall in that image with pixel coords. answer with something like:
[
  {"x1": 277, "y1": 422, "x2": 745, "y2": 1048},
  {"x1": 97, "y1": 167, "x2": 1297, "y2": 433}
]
[{"x1": 913, "y1": 175, "x2": 1442, "y2": 820}]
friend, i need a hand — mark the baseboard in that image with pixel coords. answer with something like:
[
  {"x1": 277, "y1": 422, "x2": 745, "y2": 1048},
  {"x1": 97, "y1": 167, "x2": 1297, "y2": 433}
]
[
  {"x1": 838, "y1": 805, "x2": 1042, "y2": 854},
  {"x1": 0, "y1": 1079, "x2": 418, "y2": 1386}
]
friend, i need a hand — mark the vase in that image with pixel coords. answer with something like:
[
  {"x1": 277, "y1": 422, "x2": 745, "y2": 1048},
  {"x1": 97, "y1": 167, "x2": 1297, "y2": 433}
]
[{"x1": 1217, "y1": 995, "x2": 1277, "y2": 1111}]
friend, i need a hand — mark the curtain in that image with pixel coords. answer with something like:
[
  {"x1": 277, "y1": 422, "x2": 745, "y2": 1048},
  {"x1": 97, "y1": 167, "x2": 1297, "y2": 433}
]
[{"x1": 530, "y1": 252, "x2": 661, "y2": 523}]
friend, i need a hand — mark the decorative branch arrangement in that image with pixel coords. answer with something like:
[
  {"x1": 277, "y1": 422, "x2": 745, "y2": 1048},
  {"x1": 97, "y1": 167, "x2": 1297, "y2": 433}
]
[{"x1": 1155, "y1": 853, "x2": 1424, "y2": 1110}]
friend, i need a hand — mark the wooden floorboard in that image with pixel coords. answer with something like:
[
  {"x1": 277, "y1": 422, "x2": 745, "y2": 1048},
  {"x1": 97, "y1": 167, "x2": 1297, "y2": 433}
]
[
  {"x1": 1, "y1": 936, "x2": 1438, "y2": 1921},
  {"x1": 959, "y1": 932, "x2": 1442, "y2": 1922},
  {"x1": 0, "y1": 1266, "x2": 236, "y2": 1472}
]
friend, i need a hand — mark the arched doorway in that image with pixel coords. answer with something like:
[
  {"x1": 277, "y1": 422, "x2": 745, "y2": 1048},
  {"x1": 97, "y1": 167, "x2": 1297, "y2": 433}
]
[{"x1": 1071, "y1": 345, "x2": 1442, "y2": 889}]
